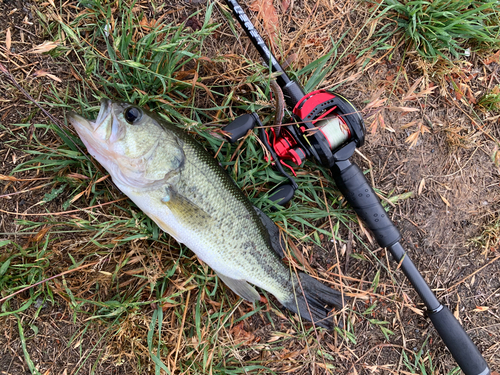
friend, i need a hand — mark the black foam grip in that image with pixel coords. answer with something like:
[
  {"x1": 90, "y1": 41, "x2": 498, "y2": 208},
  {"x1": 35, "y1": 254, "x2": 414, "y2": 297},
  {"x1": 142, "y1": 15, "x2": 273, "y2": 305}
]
[
  {"x1": 332, "y1": 163, "x2": 401, "y2": 248},
  {"x1": 429, "y1": 306, "x2": 490, "y2": 375}
]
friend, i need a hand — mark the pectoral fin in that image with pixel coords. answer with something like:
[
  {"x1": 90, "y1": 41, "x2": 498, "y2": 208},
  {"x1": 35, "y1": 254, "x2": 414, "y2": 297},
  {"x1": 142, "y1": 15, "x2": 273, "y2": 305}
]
[
  {"x1": 215, "y1": 271, "x2": 260, "y2": 302},
  {"x1": 161, "y1": 185, "x2": 212, "y2": 227}
]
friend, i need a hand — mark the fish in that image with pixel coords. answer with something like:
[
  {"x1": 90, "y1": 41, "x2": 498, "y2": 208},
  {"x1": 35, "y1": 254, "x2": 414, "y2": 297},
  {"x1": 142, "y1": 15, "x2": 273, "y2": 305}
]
[{"x1": 68, "y1": 99, "x2": 344, "y2": 328}]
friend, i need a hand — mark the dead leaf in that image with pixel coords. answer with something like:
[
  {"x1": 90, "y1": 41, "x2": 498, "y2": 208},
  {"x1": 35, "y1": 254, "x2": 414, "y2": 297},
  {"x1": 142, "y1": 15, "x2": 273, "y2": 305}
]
[
  {"x1": 70, "y1": 190, "x2": 85, "y2": 203},
  {"x1": 483, "y1": 50, "x2": 500, "y2": 65},
  {"x1": 70, "y1": 66, "x2": 82, "y2": 81},
  {"x1": 229, "y1": 322, "x2": 256, "y2": 345},
  {"x1": 94, "y1": 175, "x2": 110, "y2": 184},
  {"x1": 387, "y1": 106, "x2": 419, "y2": 113},
  {"x1": 33, "y1": 226, "x2": 51, "y2": 243},
  {"x1": 418, "y1": 178, "x2": 425, "y2": 195},
  {"x1": 377, "y1": 112, "x2": 386, "y2": 131},
  {"x1": 173, "y1": 69, "x2": 196, "y2": 80},
  {"x1": 249, "y1": 0, "x2": 279, "y2": 44},
  {"x1": 404, "y1": 122, "x2": 430, "y2": 148},
  {"x1": 405, "y1": 131, "x2": 419, "y2": 148},
  {"x1": 403, "y1": 77, "x2": 423, "y2": 102},
  {"x1": 492, "y1": 146, "x2": 500, "y2": 169},
  {"x1": 368, "y1": 116, "x2": 379, "y2": 134},
  {"x1": 5, "y1": 27, "x2": 11, "y2": 53},
  {"x1": 73, "y1": 339, "x2": 82, "y2": 349},
  {"x1": 139, "y1": 16, "x2": 150, "y2": 29},
  {"x1": 453, "y1": 301, "x2": 461, "y2": 324},
  {"x1": 185, "y1": 17, "x2": 202, "y2": 31},
  {"x1": 33, "y1": 69, "x2": 62, "y2": 82},
  {"x1": 472, "y1": 306, "x2": 489, "y2": 312},
  {"x1": 401, "y1": 120, "x2": 419, "y2": 129},
  {"x1": 439, "y1": 193, "x2": 451, "y2": 207},
  {"x1": 0, "y1": 174, "x2": 21, "y2": 181},
  {"x1": 357, "y1": 215, "x2": 374, "y2": 245},
  {"x1": 287, "y1": 238, "x2": 313, "y2": 273},
  {"x1": 66, "y1": 173, "x2": 89, "y2": 180},
  {"x1": 364, "y1": 97, "x2": 387, "y2": 111},
  {"x1": 407, "y1": 305, "x2": 424, "y2": 316},
  {"x1": 282, "y1": 53, "x2": 297, "y2": 69},
  {"x1": 267, "y1": 335, "x2": 282, "y2": 343},
  {"x1": 281, "y1": 0, "x2": 290, "y2": 12},
  {"x1": 465, "y1": 85, "x2": 477, "y2": 104},
  {"x1": 28, "y1": 40, "x2": 58, "y2": 54},
  {"x1": 402, "y1": 78, "x2": 437, "y2": 102}
]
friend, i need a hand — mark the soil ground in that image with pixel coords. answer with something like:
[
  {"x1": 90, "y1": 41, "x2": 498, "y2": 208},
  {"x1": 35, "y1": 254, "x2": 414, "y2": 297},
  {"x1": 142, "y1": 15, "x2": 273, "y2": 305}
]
[{"x1": 1, "y1": 0, "x2": 499, "y2": 374}]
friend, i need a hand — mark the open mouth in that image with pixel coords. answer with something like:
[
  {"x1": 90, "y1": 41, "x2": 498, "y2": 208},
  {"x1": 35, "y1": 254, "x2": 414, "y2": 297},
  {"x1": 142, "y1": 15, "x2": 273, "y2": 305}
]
[
  {"x1": 67, "y1": 99, "x2": 116, "y2": 164},
  {"x1": 94, "y1": 98, "x2": 113, "y2": 127},
  {"x1": 68, "y1": 98, "x2": 113, "y2": 132}
]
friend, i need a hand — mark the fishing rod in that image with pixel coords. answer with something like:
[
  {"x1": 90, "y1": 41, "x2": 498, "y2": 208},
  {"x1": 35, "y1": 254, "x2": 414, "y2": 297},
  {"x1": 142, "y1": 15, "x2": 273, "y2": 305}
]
[{"x1": 220, "y1": 1, "x2": 490, "y2": 374}]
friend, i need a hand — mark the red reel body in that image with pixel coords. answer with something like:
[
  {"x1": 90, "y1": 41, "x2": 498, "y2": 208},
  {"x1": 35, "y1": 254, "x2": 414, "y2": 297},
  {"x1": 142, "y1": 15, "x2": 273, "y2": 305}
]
[{"x1": 268, "y1": 90, "x2": 365, "y2": 169}]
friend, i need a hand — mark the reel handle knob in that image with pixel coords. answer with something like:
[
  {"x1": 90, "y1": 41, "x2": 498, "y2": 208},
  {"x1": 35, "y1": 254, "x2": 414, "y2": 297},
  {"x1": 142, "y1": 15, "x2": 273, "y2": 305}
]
[
  {"x1": 222, "y1": 113, "x2": 257, "y2": 143},
  {"x1": 267, "y1": 183, "x2": 295, "y2": 206}
]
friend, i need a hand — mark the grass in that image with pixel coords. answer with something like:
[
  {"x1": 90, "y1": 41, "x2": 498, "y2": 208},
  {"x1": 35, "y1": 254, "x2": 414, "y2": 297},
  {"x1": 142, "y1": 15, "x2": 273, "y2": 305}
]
[
  {"x1": 1, "y1": 2, "x2": 370, "y2": 373},
  {"x1": 478, "y1": 85, "x2": 500, "y2": 112},
  {"x1": 372, "y1": 0, "x2": 500, "y2": 60},
  {"x1": 1, "y1": 0, "x2": 499, "y2": 374},
  {"x1": 471, "y1": 215, "x2": 500, "y2": 254}
]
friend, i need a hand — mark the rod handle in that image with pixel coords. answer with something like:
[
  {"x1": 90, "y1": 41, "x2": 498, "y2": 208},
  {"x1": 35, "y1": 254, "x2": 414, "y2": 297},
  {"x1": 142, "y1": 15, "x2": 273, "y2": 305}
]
[
  {"x1": 331, "y1": 162, "x2": 401, "y2": 248},
  {"x1": 429, "y1": 306, "x2": 489, "y2": 375},
  {"x1": 331, "y1": 161, "x2": 490, "y2": 375}
]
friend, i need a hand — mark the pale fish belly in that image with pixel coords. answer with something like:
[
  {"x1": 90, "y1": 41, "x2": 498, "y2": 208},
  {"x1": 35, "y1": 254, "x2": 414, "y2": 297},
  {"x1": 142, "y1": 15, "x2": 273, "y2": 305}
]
[{"x1": 118, "y1": 183, "x2": 253, "y2": 281}]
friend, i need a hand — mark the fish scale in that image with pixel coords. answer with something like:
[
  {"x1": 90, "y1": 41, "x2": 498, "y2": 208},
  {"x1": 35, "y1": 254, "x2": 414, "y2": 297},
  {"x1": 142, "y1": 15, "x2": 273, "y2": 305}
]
[
  {"x1": 68, "y1": 99, "x2": 344, "y2": 328},
  {"x1": 172, "y1": 135, "x2": 290, "y2": 294}
]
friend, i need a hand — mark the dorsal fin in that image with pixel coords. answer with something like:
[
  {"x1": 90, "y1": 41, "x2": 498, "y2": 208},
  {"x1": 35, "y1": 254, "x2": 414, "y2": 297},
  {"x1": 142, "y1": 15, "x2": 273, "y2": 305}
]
[{"x1": 253, "y1": 206, "x2": 286, "y2": 259}]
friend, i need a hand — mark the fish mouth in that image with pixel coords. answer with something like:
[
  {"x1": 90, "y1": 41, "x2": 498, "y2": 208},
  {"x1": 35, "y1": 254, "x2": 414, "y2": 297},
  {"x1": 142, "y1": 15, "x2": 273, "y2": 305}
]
[
  {"x1": 68, "y1": 98, "x2": 113, "y2": 132},
  {"x1": 67, "y1": 99, "x2": 116, "y2": 164}
]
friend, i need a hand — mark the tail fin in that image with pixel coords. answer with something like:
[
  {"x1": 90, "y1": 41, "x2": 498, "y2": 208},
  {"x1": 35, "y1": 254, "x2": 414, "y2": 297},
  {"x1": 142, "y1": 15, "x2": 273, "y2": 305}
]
[{"x1": 280, "y1": 272, "x2": 345, "y2": 329}]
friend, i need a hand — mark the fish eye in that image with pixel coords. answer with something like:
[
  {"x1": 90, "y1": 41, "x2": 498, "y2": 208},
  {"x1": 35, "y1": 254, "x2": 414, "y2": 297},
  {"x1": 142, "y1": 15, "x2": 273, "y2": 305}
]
[{"x1": 124, "y1": 107, "x2": 143, "y2": 124}]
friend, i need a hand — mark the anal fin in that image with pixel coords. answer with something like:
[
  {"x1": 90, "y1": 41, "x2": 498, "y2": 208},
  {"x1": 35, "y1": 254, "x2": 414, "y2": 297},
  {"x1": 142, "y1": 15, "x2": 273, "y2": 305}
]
[{"x1": 215, "y1": 271, "x2": 260, "y2": 302}]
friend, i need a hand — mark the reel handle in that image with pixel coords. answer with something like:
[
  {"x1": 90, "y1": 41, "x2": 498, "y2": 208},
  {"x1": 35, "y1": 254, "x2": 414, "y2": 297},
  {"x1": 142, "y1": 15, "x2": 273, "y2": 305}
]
[{"x1": 331, "y1": 159, "x2": 490, "y2": 375}]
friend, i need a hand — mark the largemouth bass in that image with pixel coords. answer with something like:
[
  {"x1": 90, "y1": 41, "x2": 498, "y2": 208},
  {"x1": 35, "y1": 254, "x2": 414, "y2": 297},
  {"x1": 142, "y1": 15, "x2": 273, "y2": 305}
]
[{"x1": 68, "y1": 99, "x2": 343, "y2": 328}]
